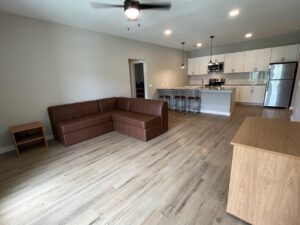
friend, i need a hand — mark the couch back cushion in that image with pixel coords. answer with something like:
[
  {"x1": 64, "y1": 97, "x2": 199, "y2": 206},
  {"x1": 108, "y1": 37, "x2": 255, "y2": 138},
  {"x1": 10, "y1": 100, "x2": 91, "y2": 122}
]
[
  {"x1": 117, "y1": 97, "x2": 130, "y2": 111},
  {"x1": 98, "y1": 98, "x2": 117, "y2": 112},
  {"x1": 128, "y1": 98, "x2": 164, "y2": 116},
  {"x1": 48, "y1": 100, "x2": 100, "y2": 123}
]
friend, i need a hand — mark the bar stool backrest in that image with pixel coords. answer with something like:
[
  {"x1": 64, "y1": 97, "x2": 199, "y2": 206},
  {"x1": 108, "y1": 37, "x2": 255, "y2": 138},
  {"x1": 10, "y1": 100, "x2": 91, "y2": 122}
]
[
  {"x1": 195, "y1": 88, "x2": 201, "y2": 98},
  {"x1": 172, "y1": 89, "x2": 186, "y2": 98},
  {"x1": 164, "y1": 89, "x2": 173, "y2": 98},
  {"x1": 157, "y1": 89, "x2": 164, "y2": 98}
]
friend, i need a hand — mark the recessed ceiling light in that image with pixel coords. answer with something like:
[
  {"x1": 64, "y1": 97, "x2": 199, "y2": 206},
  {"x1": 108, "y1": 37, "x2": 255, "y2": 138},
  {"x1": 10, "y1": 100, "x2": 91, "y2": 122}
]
[
  {"x1": 229, "y1": 9, "x2": 240, "y2": 17},
  {"x1": 196, "y1": 43, "x2": 202, "y2": 47},
  {"x1": 245, "y1": 33, "x2": 253, "y2": 38},
  {"x1": 164, "y1": 29, "x2": 172, "y2": 36}
]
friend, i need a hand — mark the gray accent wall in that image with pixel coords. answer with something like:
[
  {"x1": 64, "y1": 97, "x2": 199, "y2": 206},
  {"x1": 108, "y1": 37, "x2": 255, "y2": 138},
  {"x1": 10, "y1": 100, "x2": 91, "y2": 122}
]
[{"x1": 190, "y1": 32, "x2": 300, "y2": 58}]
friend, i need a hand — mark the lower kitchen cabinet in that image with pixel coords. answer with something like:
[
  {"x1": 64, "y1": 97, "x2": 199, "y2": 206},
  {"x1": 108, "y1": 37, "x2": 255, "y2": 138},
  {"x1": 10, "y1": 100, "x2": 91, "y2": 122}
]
[{"x1": 228, "y1": 86, "x2": 266, "y2": 105}]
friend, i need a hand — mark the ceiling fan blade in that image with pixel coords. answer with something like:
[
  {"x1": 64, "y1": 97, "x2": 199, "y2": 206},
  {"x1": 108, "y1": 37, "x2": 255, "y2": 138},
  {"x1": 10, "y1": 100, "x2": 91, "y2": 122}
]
[
  {"x1": 90, "y1": 2, "x2": 124, "y2": 9},
  {"x1": 140, "y1": 2, "x2": 171, "y2": 10}
]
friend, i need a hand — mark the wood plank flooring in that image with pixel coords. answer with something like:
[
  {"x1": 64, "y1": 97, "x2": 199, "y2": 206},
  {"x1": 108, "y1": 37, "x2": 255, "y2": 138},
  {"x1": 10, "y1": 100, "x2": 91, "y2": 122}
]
[{"x1": 0, "y1": 105, "x2": 291, "y2": 225}]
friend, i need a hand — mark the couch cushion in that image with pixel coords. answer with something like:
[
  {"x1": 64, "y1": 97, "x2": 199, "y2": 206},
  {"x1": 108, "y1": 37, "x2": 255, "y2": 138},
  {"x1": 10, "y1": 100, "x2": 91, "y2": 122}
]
[
  {"x1": 117, "y1": 97, "x2": 130, "y2": 111},
  {"x1": 112, "y1": 110, "x2": 160, "y2": 129},
  {"x1": 56, "y1": 113, "x2": 112, "y2": 133},
  {"x1": 49, "y1": 100, "x2": 100, "y2": 122},
  {"x1": 128, "y1": 98, "x2": 164, "y2": 116},
  {"x1": 98, "y1": 98, "x2": 117, "y2": 112}
]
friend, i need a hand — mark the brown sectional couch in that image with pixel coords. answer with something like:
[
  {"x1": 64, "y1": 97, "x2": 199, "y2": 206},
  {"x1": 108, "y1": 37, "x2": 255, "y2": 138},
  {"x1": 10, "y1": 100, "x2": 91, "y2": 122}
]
[{"x1": 48, "y1": 97, "x2": 168, "y2": 145}]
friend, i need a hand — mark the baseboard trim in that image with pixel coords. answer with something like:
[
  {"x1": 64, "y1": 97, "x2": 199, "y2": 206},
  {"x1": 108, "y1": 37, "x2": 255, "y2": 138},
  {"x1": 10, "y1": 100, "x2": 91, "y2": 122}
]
[
  {"x1": 0, "y1": 135, "x2": 54, "y2": 154},
  {"x1": 200, "y1": 109, "x2": 231, "y2": 116}
]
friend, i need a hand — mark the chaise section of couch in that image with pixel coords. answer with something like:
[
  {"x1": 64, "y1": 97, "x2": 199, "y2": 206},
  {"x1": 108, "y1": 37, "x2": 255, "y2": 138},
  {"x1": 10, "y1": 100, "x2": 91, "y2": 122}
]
[{"x1": 48, "y1": 97, "x2": 168, "y2": 145}]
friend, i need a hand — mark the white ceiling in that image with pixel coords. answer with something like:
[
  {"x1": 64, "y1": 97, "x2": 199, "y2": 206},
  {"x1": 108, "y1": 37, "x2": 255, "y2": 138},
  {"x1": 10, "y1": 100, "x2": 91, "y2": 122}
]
[{"x1": 0, "y1": 0, "x2": 300, "y2": 50}]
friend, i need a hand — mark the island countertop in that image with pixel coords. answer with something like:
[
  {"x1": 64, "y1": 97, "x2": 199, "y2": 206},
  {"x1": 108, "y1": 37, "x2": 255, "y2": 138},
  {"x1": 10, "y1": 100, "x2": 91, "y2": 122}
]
[
  {"x1": 160, "y1": 86, "x2": 236, "y2": 93},
  {"x1": 231, "y1": 117, "x2": 300, "y2": 158}
]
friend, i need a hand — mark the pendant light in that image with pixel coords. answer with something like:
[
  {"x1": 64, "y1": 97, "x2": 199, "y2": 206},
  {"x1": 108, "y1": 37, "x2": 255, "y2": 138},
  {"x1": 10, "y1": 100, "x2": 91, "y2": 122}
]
[
  {"x1": 208, "y1": 35, "x2": 214, "y2": 66},
  {"x1": 180, "y1": 42, "x2": 185, "y2": 69}
]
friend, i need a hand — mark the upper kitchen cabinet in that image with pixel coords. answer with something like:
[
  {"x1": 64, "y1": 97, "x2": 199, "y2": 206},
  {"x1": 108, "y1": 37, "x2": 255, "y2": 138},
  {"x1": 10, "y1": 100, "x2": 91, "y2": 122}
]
[
  {"x1": 244, "y1": 50, "x2": 257, "y2": 73},
  {"x1": 199, "y1": 56, "x2": 210, "y2": 75},
  {"x1": 212, "y1": 54, "x2": 225, "y2": 64},
  {"x1": 256, "y1": 48, "x2": 271, "y2": 71},
  {"x1": 270, "y1": 44, "x2": 299, "y2": 63},
  {"x1": 224, "y1": 52, "x2": 244, "y2": 73},
  {"x1": 244, "y1": 48, "x2": 271, "y2": 72},
  {"x1": 188, "y1": 58, "x2": 200, "y2": 75}
]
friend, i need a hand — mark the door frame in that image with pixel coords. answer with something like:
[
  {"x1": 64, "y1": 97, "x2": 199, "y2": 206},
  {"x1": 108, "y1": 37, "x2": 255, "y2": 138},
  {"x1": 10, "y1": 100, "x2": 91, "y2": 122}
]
[{"x1": 129, "y1": 59, "x2": 148, "y2": 99}]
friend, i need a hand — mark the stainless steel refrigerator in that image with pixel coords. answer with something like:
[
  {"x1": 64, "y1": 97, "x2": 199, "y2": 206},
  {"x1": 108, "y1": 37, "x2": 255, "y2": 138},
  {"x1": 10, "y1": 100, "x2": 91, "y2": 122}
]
[{"x1": 264, "y1": 62, "x2": 298, "y2": 108}]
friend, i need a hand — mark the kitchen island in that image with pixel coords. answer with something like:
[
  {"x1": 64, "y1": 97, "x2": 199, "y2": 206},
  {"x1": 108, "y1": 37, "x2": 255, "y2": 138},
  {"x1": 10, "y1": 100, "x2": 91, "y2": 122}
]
[
  {"x1": 157, "y1": 86, "x2": 236, "y2": 116},
  {"x1": 227, "y1": 117, "x2": 300, "y2": 225}
]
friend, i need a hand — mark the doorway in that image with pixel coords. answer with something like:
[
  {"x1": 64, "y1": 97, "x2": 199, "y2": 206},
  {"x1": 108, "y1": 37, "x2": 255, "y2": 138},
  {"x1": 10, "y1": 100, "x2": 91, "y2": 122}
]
[{"x1": 129, "y1": 60, "x2": 148, "y2": 99}]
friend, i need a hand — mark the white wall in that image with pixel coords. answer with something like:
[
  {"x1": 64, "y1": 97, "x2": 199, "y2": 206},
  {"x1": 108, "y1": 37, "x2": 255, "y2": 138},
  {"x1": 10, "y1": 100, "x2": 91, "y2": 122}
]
[
  {"x1": 0, "y1": 12, "x2": 187, "y2": 149},
  {"x1": 291, "y1": 59, "x2": 300, "y2": 121}
]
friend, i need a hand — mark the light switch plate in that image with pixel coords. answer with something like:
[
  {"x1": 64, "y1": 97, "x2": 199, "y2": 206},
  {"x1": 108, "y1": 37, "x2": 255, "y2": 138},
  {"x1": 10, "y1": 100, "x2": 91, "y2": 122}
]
[
  {"x1": 298, "y1": 81, "x2": 300, "y2": 87},
  {"x1": 149, "y1": 84, "x2": 153, "y2": 88}
]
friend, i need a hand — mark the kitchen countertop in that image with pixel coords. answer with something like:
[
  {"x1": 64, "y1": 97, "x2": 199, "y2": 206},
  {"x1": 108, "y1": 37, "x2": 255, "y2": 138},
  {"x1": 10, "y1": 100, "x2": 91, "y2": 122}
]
[
  {"x1": 223, "y1": 84, "x2": 266, "y2": 86},
  {"x1": 158, "y1": 86, "x2": 236, "y2": 93},
  {"x1": 231, "y1": 117, "x2": 300, "y2": 159}
]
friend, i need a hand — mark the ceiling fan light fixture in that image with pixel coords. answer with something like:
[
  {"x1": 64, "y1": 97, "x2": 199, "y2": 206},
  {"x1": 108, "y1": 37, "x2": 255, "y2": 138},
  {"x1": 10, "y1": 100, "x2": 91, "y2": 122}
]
[{"x1": 125, "y1": 7, "x2": 140, "y2": 20}]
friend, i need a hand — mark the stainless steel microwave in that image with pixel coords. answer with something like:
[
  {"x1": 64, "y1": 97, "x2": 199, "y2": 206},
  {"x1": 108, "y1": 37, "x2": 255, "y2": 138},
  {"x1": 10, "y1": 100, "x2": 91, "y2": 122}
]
[{"x1": 208, "y1": 62, "x2": 224, "y2": 73}]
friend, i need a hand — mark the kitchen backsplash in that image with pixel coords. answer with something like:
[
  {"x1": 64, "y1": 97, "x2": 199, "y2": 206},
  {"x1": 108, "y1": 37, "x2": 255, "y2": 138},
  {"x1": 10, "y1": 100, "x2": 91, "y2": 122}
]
[{"x1": 189, "y1": 72, "x2": 268, "y2": 85}]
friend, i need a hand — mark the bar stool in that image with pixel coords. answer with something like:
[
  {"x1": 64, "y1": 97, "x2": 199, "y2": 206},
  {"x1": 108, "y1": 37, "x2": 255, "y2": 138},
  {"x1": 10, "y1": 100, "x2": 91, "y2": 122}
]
[
  {"x1": 186, "y1": 88, "x2": 201, "y2": 113},
  {"x1": 157, "y1": 89, "x2": 171, "y2": 109},
  {"x1": 172, "y1": 89, "x2": 187, "y2": 112}
]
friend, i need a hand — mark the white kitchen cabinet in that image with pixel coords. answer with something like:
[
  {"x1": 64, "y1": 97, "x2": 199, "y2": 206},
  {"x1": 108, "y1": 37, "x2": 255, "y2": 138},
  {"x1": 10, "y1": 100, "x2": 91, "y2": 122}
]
[
  {"x1": 251, "y1": 86, "x2": 266, "y2": 104},
  {"x1": 232, "y1": 86, "x2": 266, "y2": 104},
  {"x1": 244, "y1": 50, "x2": 257, "y2": 72},
  {"x1": 244, "y1": 48, "x2": 271, "y2": 72},
  {"x1": 224, "y1": 52, "x2": 244, "y2": 73},
  {"x1": 199, "y1": 56, "x2": 210, "y2": 75},
  {"x1": 234, "y1": 52, "x2": 245, "y2": 73},
  {"x1": 212, "y1": 54, "x2": 225, "y2": 64},
  {"x1": 188, "y1": 58, "x2": 200, "y2": 75},
  {"x1": 283, "y1": 44, "x2": 299, "y2": 62},
  {"x1": 271, "y1": 45, "x2": 299, "y2": 63},
  {"x1": 256, "y1": 48, "x2": 271, "y2": 71},
  {"x1": 224, "y1": 53, "x2": 235, "y2": 73},
  {"x1": 238, "y1": 86, "x2": 252, "y2": 103}
]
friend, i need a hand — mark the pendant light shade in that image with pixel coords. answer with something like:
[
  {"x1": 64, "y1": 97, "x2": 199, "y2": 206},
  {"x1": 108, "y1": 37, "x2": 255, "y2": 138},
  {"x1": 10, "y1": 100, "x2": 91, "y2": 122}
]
[
  {"x1": 180, "y1": 42, "x2": 185, "y2": 69},
  {"x1": 208, "y1": 35, "x2": 215, "y2": 66}
]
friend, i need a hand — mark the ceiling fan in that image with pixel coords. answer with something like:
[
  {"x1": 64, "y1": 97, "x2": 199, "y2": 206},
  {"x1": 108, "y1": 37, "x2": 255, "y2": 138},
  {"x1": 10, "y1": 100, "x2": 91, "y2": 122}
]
[{"x1": 90, "y1": 0, "x2": 172, "y2": 20}]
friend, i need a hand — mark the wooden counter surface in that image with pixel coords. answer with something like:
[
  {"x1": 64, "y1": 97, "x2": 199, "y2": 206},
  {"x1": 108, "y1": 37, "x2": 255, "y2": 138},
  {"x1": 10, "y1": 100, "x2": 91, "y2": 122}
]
[{"x1": 231, "y1": 116, "x2": 300, "y2": 158}]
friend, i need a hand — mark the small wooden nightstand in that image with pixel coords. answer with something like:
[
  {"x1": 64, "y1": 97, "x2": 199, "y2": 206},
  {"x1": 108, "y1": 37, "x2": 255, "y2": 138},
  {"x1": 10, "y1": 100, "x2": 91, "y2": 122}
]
[{"x1": 10, "y1": 122, "x2": 48, "y2": 156}]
